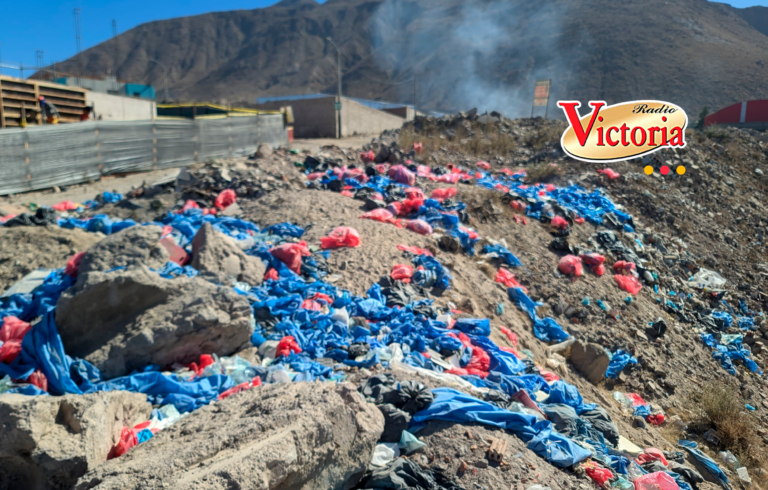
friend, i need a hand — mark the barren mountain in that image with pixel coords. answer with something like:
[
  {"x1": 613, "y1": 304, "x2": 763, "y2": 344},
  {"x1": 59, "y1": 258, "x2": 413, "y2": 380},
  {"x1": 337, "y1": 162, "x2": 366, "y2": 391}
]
[{"x1": 52, "y1": 0, "x2": 768, "y2": 117}]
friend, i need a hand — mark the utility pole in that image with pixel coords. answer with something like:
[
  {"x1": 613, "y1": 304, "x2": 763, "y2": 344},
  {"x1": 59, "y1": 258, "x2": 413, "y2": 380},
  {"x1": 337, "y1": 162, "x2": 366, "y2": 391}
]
[
  {"x1": 112, "y1": 20, "x2": 121, "y2": 93},
  {"x1": 148, "y1": 58, "x2": 169, "y2": 102},
  {"x1": 326, "y1": 37, "x2": 342, "y2": 138},
  {"x1": 73, "y1": 8, "x2": 83, "y2": 86},
  {"x1": 413, "y1": 73, "x2": 418, "y2": 116}
]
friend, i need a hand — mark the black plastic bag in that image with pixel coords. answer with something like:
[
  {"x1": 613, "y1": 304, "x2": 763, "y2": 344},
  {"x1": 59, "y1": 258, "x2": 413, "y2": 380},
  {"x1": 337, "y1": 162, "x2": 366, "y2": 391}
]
[
  {"x1": 348, "y1": 342, "x2": 370, "y2": 359},
  {"x1": 378, "y1": 404, "x2": 411, "y2": 443},
  {"x1": 396, "y1": 380, "x2": 434, "y2": 415}
]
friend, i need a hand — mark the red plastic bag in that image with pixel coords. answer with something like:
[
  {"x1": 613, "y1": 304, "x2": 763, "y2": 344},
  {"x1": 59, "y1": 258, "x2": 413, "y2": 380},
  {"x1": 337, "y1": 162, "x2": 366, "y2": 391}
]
[
  {"x1": 391, "y1": 264, "x2": 414, "y2": 283},
  {"x1": 375, "y1": 164, "x2": 389, "y2": 174},
  {"x1": 269, "y1": 242, "x2": 311, "y2": 274},
  {"x1": 1, "y1": 317, "x2": 32, "y2": 343},
  {"x1": 431, "y1": 187, "x2": 457, "y2": 202},
  {"x1": 615, "y1": 274, "x2": 642, "y2": 294},
  {"x1": 476, "y1": 161, "x2": 490, "y2": 170},
  {"x1": 613, "y1": 260, "x2": 636, "y2": 273},
  {"x1": 386, "y1": 202, "x2": 404, "y2": 216},
  {"x1": 109, "y1": 427, "x2": 139, "y2": 460},
  {"x1": 187, "y1": 354, "x2": 215, "y2": 376},
  {"x1": 218, "y1": 377, "x2": 262, "y2": 401},
  {"x1": 28, "y1": 369, "x2": 48, "y2": 392},
  {"x1": 400, "y1": 198, "x2": 425, "y2": 215},
  {"x1": 626, "y1": 393, "x2": 646, "y2": 406},
  {"x1": 340, "y1": 190, "x2": 354, "y2": 198},
  {"x1": 159, "y1": 237, "x2": 190, "y2": 266},
  {"x1": 551, "y1": 216, "x2": 569, "y2": 229},
  {"x1": 597, "y1": 168, "x2": 621, "y2": 179},
  {"x1": 397, "y1": 244, "x2": 433, "y2": 256},
  {"x1": 539, "y1": 369, "x2": 560, "y2": 382},
  {"x1": 52, "y1": 201, "x2": 79, "y2": 211},
  {"x1": 361, "y1": 208, "x2": 400, "y2": 226},
  {"x1": 636, "y1": 448, "x2": 668, "y2": 466},
  {"x1": 406, "y1": 220, "x2": 433, "y2": 235},
  {"x1": 214, "y1": 189, "x2": 236, "y2": 209},
  {"x1": 499, "y1": 326, "x2": 518, "y2": 347},
  {"x1": 276, "y1": 336, "x2": 302, "y2": 357},
  {"x1": 405, "y1": 188, "x2": 425, "y2": 200},
  {"x1": 510, "y1": 201, "x2": 526, "y2": 213},
  {"x1": 180, "y1": 200, "x2": 200, "y2": 212},
  {"x1": 583, "y1": 462, "x2": 613, "y2": 486},
  {"x1": 646, "y1": 414, "x2": 665, "y2": 426},
  {"x1": 0, "y1": 342, "x2": 21, "y2": 363},
  {"x1": 495, "y1": 268, "x2": 528, "y2": 292},
  {"x1": 558, "y1": 255, "x2": 583, "y2": 276},
  {"x1": 360, "y1": 150, "x2": 375, "y2": 162},
  {"x1": 580, "y1": 253, "x2": 606, "y2": 276},
  {"x1": 321, "y1": 227, "x2": 361, "y2": 249},
  {"x1": 307, "y1": 172, "x2": 326, "y2": 181},
  {"x1": 388, "y1": 165, "x2": 416, "y2": 186},
  {"x1": 264, "y1": 268, "x2": 279, "y2": 281}
]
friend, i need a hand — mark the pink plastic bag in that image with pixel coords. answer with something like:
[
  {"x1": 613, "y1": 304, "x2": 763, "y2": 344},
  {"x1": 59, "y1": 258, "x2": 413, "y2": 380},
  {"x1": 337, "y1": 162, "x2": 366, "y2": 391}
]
[
  {"x1": 635, "y1": 448, "x2": 669, "y2": 466},
  {"x1": 361, "y1": 208, "x2": 400, "y2": 226},
  {"x1": 264, "y1": 268, "x2": 279, "y2": 281},
  {"x1": 64, "y1": 251, "x2": 86, "y2": 277},
  {"x1": 551, "y1": 216, "x2": 569, "y2": 229},
  {"x1": 27, "y1": 369, "x2": 48, "y2": 392},
  {"x1": 436, "y1": 173, "x2": 460, "y2": 184},
  {"x1": 613, "y1": 260, "x2": 636, "y2": 272},
  {"x1": 633, "y1": 471, "x2": 679, "y2": 490},
  {"x1": 214, "y1": 189, "x2": 236, "y2": 209},
  {"x1": 388, "y1": 165, "x2": 416, "y2": 185},
  {"x1": 400, "y1": 198, "x2": 425, "y2": 215},
  {"x1": 405, "y1": 188, "x2": 425, "y2": 200},
  {"x1": 307, "y1": 172, "x2": 326, "y2": 181},
  {"x1": 495, "y1": 268, "x2": 527, "y2": 292},
  {"x1": 500, "y1": 326, "x2": 518, "y2": 347},
  {"x1": 597, "y1": 168, "x2": 621, "y2": 179},
  {"x1": 476, "y1": 161, "x2": 490, "y2": 170},
  {"x1": 431, "y1": 187, "x2": 457, "y2": 202},
  {"x1": 397, "y1": 244, "x2": 432, "y2": 256},
  {"x1": 558, "y1": 255, "x2": 583, "y2": 276},
  {"x1": 391, "y1": 264, "x2": 414, "y2": 283},
  {"x1": 321, "y1": 227, "x2": 361, "y2": 249},
  {"x1": 406, "y1": 220, "x2": 433, "y2": 235},
  {"x1": 580, "y1": 253, "x2": 606, "y2": 276},
  {"x1": 0, "y1": 316, "x2": 32, "y2": 343},
  {"x1": 52, "y1": 201, "x2": 79, "y2": 211},
  {"x1": 615, "y1": 274, "x2": 642, "y2": 294}
]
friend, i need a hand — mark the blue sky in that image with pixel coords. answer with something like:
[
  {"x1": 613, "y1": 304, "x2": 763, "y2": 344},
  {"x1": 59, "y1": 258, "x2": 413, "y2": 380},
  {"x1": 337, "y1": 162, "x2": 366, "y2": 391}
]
[{"x1": 0, "y1": 0, "x2": 765, "y2": 76}]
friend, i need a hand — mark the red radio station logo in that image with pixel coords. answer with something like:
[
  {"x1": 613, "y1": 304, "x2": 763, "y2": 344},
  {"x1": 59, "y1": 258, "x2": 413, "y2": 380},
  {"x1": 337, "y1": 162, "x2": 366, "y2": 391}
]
[{"x1": 557, "y1": 100, "x2": 688, "y2": 174}]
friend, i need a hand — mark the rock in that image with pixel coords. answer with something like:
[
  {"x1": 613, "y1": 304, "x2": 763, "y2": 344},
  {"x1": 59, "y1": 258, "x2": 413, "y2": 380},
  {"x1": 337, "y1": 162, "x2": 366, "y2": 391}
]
[
  {"x1": 190, "y1": 223, "x2": 265, "y2": 286},
  {"x1": 255, "y1": 143, "x2": 273, "y2": 158},
  {"x1": 0, "y1": 391, "x2": 151, "y2": 490},
  {"x1": 569, "y1": 341, "x2": 610, "y2": 384},
  {"x1": 218, "y1": 202, "x2": 243, "y2": 217},
  {"x1": 74, "y1": 382, "x2": 384, "y2": 490},
  {"x1": 632, "y1": 416, "x2": 647, "y2": 429},
  {"x1": 56, "y1": 265, "x2": 252, "y2": 378},
  {"x1": 78, "y1": 225, "x2": 169, "y2": 274}
]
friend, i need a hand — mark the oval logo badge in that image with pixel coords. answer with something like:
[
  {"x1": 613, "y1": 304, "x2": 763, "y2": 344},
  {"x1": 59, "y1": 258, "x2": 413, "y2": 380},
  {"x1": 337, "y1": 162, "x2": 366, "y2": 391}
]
[{"x1": 557, "y1": 100, "x2": 688, "y2": 162}]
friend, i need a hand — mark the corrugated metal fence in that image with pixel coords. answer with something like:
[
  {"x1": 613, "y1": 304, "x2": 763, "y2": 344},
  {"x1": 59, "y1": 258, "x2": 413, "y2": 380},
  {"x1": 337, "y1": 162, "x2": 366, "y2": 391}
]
[{"x1": 0, "y1": 114, "x2": 286, "y2": 196}]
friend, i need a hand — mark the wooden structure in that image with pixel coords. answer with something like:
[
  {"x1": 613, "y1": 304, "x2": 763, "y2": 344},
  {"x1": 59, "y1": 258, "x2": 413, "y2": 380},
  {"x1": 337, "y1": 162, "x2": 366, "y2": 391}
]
[{"x1": 0, "y1": 75, "x2": 87, "y2": 128}]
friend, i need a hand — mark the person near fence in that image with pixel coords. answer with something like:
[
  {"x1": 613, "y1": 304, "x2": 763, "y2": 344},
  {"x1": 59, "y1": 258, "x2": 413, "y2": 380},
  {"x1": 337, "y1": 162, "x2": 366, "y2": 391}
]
[
  {"x1": 38, "y1": 96, "x2": 60, "y2": 124},
  {"x1": 80, "y1": 106, "x2": 96, "y2": 122}
]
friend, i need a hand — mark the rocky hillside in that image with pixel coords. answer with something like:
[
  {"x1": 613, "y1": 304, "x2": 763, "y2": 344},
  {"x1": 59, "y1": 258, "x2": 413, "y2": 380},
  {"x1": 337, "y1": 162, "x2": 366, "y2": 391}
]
[{"x1": 51, "y1": 0, "x2": 768, "y2": 116}]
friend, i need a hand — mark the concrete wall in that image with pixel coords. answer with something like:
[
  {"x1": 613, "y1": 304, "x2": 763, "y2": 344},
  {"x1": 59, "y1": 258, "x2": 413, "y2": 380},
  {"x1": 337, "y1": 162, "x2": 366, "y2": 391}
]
[
  {"x1": 255, "y1": 97, "x2": 337, "y2": 138},
  {"x1": 340, "y1": 98, "x2": 405, "y2": 137},
  {"x1": 382, "y1": 106, "x2": 415, "y2": 120},
  {"x1": 86, "y1": 92, "x2": 156, "y2": 121}
]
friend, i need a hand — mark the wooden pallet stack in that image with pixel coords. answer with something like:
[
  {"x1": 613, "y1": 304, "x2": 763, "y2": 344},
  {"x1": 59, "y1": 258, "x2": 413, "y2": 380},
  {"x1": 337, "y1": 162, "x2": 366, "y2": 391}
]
[{"x1": 0, "y1": 75, "x2": 87, "y2": 128}]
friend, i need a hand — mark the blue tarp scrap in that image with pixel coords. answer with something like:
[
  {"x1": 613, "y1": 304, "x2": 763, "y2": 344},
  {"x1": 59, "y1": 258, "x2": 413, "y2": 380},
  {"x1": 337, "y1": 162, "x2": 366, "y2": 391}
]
[
  {"x1": 267, "y1": 222, "x2": 305, "y2": 238},
  {"x1": 544, "y1": 381, "x2": 597, "y2": 414},
  {"x1": 413, "y1": 388, "x2": 591, "y2": 467},
  {"x1": 678, "y1": 440, "x2": 731, "y2": 490},
  {"x1": 102, "y1": 191, "x2": 123, "y2": 204},
  {"x1": 700, "y1": 333, "x2": 762, "y2": 376},
  {"x1": 482, "y1": 244, "x2": 523, "y2": 267},
  {"x1": 507, "y1": 287, "x2": 570, "y2": 343},
  {"x1": 711, "y1": 311, "x2": 733, "y2": 329},
  {"x1": 453, "y1": 318, "x2": 490, "y2": 337},
  {"x1": 606, "y1": 350, "x2": 637, "y2": 379},
  {"x1": 412, "y1": 255, "x2": 452, "y2": 290}
]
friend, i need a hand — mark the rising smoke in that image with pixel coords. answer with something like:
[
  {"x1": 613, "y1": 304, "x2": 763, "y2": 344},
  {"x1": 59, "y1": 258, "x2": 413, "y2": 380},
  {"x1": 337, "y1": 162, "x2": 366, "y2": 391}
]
[{"x1": 369, "y1": 0, "x2": 593, "y2": 118}]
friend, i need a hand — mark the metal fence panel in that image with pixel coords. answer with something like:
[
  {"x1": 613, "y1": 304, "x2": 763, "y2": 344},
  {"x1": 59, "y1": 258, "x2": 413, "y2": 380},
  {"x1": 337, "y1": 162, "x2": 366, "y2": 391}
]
[{"x1": 0, "y1": 114, "x2": 286, "y2": 195}]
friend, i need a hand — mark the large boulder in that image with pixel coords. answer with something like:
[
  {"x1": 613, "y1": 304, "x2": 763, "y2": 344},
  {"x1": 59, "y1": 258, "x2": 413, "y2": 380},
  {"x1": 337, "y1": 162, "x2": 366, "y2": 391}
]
[
  {"x1": 190, "y1": 222, "x2": 265, "y2": 286},
  {"x1": 55, "y1": 265, "x2": 252, "y2": 378},
  {"x1": 78, "y1": 225, "x2": 169, "y2": 274},
  {"x1": 0, "y1": 391, "x2": 150, "y2": 490},
  {"x1": 569, "y1": 341, "x2": 610, "y2": 384},
  {"x1": 75, "y1": 382, "x2": 385, "y2": 490}
]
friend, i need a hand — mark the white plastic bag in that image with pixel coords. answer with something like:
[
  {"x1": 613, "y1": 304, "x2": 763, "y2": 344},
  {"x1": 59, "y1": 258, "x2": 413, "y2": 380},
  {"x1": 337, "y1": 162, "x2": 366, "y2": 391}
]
[
  {"x1": 371, "y1": 443, "x2": 400, "y2": 466},
  {"x1": 691, "y1": 269, "x2": 727, "y2": 290}
]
